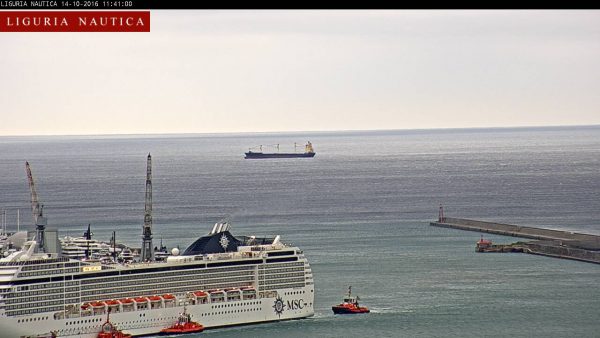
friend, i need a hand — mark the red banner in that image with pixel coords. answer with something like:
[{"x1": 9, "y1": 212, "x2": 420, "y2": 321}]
[{"x1": 0, "y1": 11, "x2": 150, "y2": 32}]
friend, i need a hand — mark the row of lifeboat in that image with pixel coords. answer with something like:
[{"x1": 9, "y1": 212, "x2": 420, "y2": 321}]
[
  {"x1": 83, "y1": 294, "x2": 177, "y2": 314},
  {"x1": 186, "y1": 287, "x2": 256, "y2": 305},
  {"x1": 86, "y1": 288, "x2": 257, "y2": 311}
]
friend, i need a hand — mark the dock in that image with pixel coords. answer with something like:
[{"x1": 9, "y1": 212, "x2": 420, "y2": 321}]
[{"x1": 431, "y1": 216, "x2": 600, "y2": 264}]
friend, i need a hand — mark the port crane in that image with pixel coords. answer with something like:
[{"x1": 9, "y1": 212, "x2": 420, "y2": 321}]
[
  {"x1": 25, "y1": 161, "x2": 47, "y2": 253},
  {"x1": 141, "y1": 153, "x2": 154, "y2": 261}
]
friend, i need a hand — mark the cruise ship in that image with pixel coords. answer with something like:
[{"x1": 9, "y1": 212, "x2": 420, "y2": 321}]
[
  {"x1": 0, "y1": 156, "x2": 314, "y2": 337},
  {"x1": 0, "y1": 221, "x2": 315, "y2": 337}
]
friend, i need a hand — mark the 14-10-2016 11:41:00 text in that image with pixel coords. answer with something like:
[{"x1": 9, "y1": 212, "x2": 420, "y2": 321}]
[{"x1": 60, "y1": 1, "x2": 135, "y2": 7}]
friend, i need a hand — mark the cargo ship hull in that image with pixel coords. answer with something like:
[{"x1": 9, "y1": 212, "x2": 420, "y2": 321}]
[{"x1": 244, "y1": 152, "x2": 316, "y2": 159}]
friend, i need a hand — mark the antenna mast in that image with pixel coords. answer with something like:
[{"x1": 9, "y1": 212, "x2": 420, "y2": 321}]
[
  {"x1": 25, "y1": 161, "x2": 47, "y2": 252},
  {"x1": 141, "y1": 154, "x2": 154, "y2": 261}
]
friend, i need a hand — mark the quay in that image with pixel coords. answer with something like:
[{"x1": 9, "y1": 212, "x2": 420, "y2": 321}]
[{"x1": 431, "y1": 211, "x2": 600, "y2": 264}]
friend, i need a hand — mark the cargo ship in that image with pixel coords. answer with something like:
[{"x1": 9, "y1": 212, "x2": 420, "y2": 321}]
[{"x1": 244, "y1": 142, "x2": 315, "y2": 159}]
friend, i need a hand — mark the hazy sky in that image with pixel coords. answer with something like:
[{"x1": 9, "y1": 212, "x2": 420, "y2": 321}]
[{"x1": 1, "y1": 10, "x2": 599, "y2": 136}]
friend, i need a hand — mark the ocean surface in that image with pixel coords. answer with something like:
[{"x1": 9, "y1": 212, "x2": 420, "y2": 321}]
[{"x1": 1, "y1": 126, "x2": 599, "y2": 337}]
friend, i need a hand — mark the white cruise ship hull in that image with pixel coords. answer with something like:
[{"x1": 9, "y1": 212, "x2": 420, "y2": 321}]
[{"x1": 1, "y1": 287, "x2": 314, "y2": 337}]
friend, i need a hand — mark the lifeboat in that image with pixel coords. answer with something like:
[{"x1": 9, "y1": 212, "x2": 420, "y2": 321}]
[
  {"x1": 160, "y1": 308, "x2": 204, "y2": 335},
  {"x1": 193, "y1": 291, "x2": 208, "y2": 298},
  {"x1": 119, "y1": 298, "x2": 134, "y2": 311},
  {"x1": 225, "y1": 288, "x2": 241, "y2": 301},
  {"x1": 133, "y1": 297, "x2": 148, "y2": 303},
  {"x1": 148, "y1": 295, "x2": 163, "y2": 302},
  {"x1": 241, "y1": 287, "x2": 256, "y2": 300},
  {"x1": 104, "y1": 300, "x2": 120, "y2": 313},
  {"x1": 90, "y1": 301, "x2": 106, "y2": 308},
  {"x1": 331, "y1": 286, "x2": 370, "y2": 314},
  {"x1": 162, "y1": 294, "x2": 176, "y2": 300},
  {"x1": 191, "y1": 291, "x2": 208, "y2": 305}
]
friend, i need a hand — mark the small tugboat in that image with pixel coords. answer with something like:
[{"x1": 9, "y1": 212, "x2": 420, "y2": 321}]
[
  {"x1": 160, "y1": 307, "x2": 204, "y2": 335},
  {"x1": 97, "y1": 309, "x2": 131, "y2": 338},
  {"x1": 332, "y1": 286, "x2": 370, "y2": 314}
]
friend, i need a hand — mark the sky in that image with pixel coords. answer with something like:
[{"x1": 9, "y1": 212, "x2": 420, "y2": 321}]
[{"x1": 1, "y1": 10, "x2": 599, "y2": 136}]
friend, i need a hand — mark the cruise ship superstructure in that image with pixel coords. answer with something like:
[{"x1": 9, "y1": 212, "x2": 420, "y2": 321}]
[{"x1": 0, "y1": 223, "x2": 314, "y2": 337}]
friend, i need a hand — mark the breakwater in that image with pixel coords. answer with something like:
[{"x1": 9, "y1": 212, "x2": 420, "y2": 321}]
[{"x1": 431, "y1": 217, "x2": 600, "y2": 264}]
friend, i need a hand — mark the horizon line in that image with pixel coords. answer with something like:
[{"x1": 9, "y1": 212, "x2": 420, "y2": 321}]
[{"x1": 1, "y1": 123, "x2": 599, "y2": 138}]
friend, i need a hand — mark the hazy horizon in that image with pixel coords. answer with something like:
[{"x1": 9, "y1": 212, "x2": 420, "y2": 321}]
[
  {"x1": 1, "y1": 123, "x2": 598, "y2": 139},
  {"x1": 2, "y1": 10, "x2": 599, "y2": 136}
]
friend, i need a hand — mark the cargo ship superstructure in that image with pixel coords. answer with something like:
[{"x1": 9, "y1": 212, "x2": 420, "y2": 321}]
[{"x1": 0, "y1": 222, "x2": 314, "y2": 337}]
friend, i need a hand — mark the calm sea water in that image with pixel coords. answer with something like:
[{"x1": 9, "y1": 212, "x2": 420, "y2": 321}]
[{"x1": 1, "y1": 126, "x2": 599, "y2": 337}]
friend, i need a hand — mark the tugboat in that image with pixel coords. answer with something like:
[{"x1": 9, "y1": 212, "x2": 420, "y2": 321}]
[
  {"x1": 332, "y1": 286, "x2": 370, "y2": 314},
  {"x1": 244, "y1": 141, "x2": 316, "y2": 159},
  {"x1": 160, "y1": 307, "x2": 205, "y2": 335},
  {"x1": 97, "y1": 310, "x2": 131, "y2": 338}
]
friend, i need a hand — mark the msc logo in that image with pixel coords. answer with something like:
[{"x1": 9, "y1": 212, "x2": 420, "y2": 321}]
[
  {"x1": 273, "y1": 297, "x2": 306, "y2": 318},
  {"x1": 287, "y1": 299, "x2": 304, "y2": 310},
  {"x1": 273, "y1": 296, "x2": 285, "y2": 317}
]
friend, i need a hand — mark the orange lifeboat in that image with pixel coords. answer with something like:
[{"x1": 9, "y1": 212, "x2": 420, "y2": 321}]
[
  {"x1": 119, "y1": 298, "x2": 134, "y2": 305},
  {"x1": 105, "y1": 300, "x2": 120, "y2": 313},
  {"x1": 148, "y1": 295, "x2": 162, "y2": 302},
  {"x1": 90, "y1": 301, "x2": 106, "y2": 308},
  {"x1": 193, "y1": 291, "x2": 208, "y2": 297},
  {"x1": 159, "y1": 308, "x2": 204, "y2": 335},
  {"x1": 162, "y1": 294, "x2": 176, "y2": 300},
  {"x1": 133, "y1": 297, "x2": 148, "y2": 303}
]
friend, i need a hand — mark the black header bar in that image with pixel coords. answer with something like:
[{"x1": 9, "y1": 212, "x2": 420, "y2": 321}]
[{"x1": 1, "y1": 2, "x2": 588, "y2": 10}]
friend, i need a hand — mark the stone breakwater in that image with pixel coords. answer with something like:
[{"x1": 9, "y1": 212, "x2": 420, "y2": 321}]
[{"x1": 431, "y1": 217, "x2": 600, "y2": 264}]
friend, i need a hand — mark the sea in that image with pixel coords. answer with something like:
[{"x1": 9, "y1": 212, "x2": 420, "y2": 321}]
[{"x1": 0, "y1": 125, "x2": 599, "y2": 337}]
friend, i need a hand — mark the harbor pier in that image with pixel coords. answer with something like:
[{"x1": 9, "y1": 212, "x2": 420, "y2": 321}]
[{"x1": 430, "y1": 216, "x2": 600, "y2": 264}]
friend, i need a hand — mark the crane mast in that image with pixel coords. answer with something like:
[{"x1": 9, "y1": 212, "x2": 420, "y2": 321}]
[
  {"x1": 141, "y1": 153, "x2": 154, "y2": 261},
  {"x1": 25, "y1": 161, "x2": 47, "y2": 252}
]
